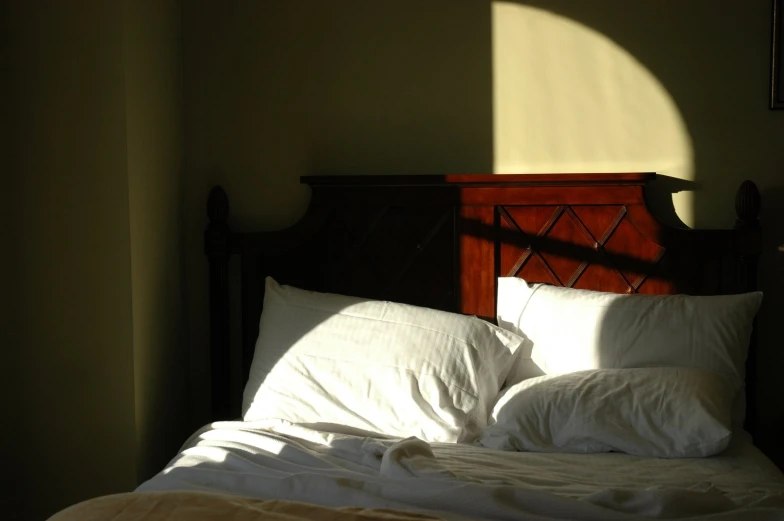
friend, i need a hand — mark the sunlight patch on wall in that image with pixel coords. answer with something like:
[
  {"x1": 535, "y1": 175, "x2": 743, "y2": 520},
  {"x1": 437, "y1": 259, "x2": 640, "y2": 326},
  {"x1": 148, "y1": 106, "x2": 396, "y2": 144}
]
[{"x1": 492, "y1": 2, "x2": 694, "y2": 226}]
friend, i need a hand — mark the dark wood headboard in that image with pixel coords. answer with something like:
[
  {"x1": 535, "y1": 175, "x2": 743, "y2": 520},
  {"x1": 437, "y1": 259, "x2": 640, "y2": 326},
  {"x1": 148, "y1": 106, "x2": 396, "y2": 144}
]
[{"x1": 205, "y1": 174, "x2": 762, "y2": 430}]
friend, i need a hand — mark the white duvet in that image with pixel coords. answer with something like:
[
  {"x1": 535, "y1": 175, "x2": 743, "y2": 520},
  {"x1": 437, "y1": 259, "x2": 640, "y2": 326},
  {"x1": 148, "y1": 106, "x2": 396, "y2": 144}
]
[{"x1": 137, "y1": 421, "x2": 784, "y2": 521}]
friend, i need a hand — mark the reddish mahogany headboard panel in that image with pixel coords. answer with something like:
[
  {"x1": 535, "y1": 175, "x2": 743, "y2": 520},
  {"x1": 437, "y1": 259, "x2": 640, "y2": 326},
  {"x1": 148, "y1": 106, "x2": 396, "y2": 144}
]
[{"x1": 205, "y1": 174, "x2": 762, "y2": 427}]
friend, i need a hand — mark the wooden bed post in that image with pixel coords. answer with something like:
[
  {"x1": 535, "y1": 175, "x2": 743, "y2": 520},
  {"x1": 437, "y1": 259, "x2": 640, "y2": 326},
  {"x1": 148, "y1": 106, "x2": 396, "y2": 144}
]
[
  {"x1": 734, "y1": 180, "x2": 762, "y2": 437},
  {"x1": 205, "y1": 186, "x2": 232, "y2": 420}
]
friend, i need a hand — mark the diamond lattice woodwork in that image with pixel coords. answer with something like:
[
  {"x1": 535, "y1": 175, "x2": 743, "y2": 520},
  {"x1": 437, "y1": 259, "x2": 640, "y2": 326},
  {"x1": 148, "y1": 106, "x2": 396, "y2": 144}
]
[{"x1": 498, "y1": 205, "x2": 666, "y2": 294}]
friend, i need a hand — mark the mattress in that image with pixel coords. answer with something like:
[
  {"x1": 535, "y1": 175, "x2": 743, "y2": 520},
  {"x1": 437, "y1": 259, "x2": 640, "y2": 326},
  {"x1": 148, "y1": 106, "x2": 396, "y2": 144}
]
[{"x1": 135, "y1": 420, "x2": 784, "y2": 520}]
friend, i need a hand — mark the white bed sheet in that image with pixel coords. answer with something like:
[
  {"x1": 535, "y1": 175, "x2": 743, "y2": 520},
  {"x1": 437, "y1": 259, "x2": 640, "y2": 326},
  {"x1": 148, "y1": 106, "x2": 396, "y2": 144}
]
[{"x1": 137, "y1": 420, "x2": 784, "y2": 520}]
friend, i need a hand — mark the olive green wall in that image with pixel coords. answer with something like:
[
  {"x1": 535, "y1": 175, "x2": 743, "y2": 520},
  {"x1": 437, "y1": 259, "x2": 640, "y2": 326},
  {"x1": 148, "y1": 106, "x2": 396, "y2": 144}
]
[
  {"x1": 7, "y1": 2, "x2": 137, "y2": 518},
  {"x1": 5, "y1": 1, "x2": 186, "y2": 519},
  {"x1": 181, "y1": 0, "x2": 784, "y2": 461},
  {"x1": 123, "y1": 0, "x2": 189, "y2": 484}
]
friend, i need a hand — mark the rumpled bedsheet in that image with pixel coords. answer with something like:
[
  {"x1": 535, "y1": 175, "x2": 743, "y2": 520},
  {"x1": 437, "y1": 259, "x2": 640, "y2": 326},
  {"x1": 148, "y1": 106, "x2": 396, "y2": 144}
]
[{"x1": 50, "y1": 420, "x2": 784, "y2": 521}]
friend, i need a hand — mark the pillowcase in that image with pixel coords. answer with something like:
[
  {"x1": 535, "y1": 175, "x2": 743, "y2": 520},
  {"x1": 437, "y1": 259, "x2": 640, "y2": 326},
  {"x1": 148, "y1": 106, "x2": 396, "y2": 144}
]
[
  {"x1": 496, "y1": 278, "x2": 762, "y2": 420},
  {"x1": 242, "y1": 278, "x2": 524, "y2": 443},
  {"x1": 479, "y1": 367, "x2": 737, "y2": 458}
]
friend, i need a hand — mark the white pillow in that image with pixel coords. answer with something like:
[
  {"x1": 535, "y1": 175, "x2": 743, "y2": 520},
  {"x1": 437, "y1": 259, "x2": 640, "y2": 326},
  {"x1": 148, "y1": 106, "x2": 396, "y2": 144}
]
[
  {"x1": 243, "y1": 278, "x2": 523, "y2": 443},
  {"x1": 480, "y1": 367, "x2": 737, "y2": 458},
  {"x1": 496, "y1": 278, "x2": 762, "y2": 420}
]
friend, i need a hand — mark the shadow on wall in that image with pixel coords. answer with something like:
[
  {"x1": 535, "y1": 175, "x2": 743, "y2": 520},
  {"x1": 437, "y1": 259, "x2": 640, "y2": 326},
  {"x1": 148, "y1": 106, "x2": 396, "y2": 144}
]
[{"x1": 182, "y1": 0, "x2": 494, "y2": 231}]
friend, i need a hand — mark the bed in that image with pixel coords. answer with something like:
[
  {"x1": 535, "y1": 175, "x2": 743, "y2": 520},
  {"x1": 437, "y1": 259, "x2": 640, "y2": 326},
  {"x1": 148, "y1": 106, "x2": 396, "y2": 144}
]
[{"x1": 50, "y1": 173, "x2": 784, "y2": 521}]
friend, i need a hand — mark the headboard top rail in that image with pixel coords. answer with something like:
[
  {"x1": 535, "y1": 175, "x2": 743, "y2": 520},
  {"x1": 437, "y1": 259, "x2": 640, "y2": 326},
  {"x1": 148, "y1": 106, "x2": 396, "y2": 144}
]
[{"x1": 303, "y1": 172, "x2": 655, "y2": 187}]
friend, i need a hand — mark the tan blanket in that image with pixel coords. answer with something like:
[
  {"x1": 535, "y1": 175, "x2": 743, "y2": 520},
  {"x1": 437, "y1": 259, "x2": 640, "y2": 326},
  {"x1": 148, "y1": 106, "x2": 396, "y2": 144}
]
[{"x1": 48, "y1": 491, "x2": 451, "y2": 521}]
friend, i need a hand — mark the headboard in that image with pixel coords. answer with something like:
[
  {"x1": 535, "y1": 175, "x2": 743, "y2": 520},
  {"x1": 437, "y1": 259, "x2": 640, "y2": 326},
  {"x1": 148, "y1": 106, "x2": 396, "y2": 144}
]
[{"x1": 205, "y1": 174, "x2": 762, "y2": 430}]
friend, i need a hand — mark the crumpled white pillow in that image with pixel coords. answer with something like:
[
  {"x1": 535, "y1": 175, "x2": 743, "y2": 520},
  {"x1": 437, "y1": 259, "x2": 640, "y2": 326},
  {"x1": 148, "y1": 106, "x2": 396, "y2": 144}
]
[
  {"x1": 243, "y1": 278, "x2": 524, "y2": 443},
  {"x1": 495, "y1": 277, "x2": 763, "y2": 421},
  {"x1": 480, "y1": 367, "x2": 738, "y2": 458}
]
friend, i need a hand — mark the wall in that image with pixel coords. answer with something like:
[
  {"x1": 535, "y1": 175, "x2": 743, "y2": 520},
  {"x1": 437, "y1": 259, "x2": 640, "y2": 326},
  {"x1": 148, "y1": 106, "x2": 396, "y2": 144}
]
[
  {"x1": 181, "y1": 0, "x2": 784, "y2": 460},
  {"x1": 123, "y1": 0, "x2": 189, "y2": 483},
  {"x1": 7, "y1": 2, "x2": 138, "y2": 518},
  {"x1": 5, "y1": 1, "x2": 186, "y2": 518}
]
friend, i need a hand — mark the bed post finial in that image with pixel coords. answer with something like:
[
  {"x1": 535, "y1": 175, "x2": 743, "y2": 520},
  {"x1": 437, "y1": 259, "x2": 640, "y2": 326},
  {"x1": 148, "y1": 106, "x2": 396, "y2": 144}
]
[
  {"x1": 735, "y1": 180, "x2": 761, "y2": 229},
  {"x1": 205, "y1": 185, "x2": 232, "y2": 421}
]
